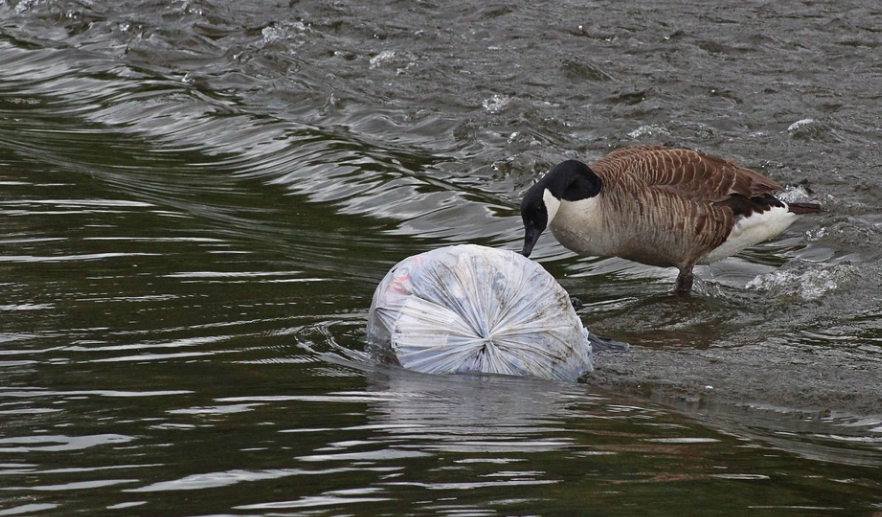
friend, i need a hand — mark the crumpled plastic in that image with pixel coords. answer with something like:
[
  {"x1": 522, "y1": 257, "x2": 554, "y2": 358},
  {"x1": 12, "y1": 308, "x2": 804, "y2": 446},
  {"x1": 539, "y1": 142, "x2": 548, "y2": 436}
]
[{"x1": 366, "y1": 244, "x2": 594, "y2": 381}]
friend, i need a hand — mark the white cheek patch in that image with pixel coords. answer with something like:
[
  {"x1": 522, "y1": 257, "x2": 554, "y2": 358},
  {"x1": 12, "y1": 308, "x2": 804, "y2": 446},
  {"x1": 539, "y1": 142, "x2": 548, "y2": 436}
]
[{"x1": 543, "y1": 189, "x2": 561, "y2": 223}]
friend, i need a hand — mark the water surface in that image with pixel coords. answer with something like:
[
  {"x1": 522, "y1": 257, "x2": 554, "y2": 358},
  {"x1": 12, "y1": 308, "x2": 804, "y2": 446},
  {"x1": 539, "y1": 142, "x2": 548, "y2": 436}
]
[{"x1": 1, "y1": 0, "x2": 881, "y2": 515}]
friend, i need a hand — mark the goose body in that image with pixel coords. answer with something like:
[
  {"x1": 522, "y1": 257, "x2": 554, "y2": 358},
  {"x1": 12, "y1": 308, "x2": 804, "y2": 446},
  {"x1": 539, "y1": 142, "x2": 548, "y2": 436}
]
[{"x1": 520, "y1": 146, "x2": 821, "y2": 294}]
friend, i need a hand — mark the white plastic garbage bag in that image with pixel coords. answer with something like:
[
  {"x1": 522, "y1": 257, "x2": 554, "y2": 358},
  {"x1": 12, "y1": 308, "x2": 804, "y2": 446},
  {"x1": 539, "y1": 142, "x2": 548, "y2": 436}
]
[{"x1": 366, "y1": 244, "x2": 595, "y2": 381}]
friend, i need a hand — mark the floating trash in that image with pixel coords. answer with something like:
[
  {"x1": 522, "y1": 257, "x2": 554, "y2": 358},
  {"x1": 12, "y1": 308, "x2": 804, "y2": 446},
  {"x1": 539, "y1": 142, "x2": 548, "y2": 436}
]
[{"x1": 367, "y1": 244, "x2": 611, "y2": 381}]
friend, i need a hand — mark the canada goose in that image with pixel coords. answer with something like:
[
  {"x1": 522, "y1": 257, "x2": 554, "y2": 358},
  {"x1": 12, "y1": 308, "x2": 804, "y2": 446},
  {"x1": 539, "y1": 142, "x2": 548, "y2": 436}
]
[{"x1": 520, "y1": 145, "x2": 822, "y2": 294}]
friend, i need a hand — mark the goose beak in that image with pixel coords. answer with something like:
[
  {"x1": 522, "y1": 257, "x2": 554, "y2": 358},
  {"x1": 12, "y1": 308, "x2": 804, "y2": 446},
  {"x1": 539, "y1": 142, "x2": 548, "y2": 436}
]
[{"x1": 521, "y1": 225, "x2": 542, "y2": 257}]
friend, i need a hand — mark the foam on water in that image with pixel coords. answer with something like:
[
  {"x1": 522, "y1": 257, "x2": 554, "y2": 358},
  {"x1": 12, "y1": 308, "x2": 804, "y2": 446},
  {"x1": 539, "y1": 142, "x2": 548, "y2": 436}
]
[{"x1": 746, "y1": 262, "x2": 857, "y2": 300}]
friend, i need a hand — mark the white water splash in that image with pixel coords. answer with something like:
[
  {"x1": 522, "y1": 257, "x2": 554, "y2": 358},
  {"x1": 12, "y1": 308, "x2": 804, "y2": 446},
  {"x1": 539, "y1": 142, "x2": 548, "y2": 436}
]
[
  {"x1": 746, "y1": 263, "x2": 856, "y2": 300},
  {"x1": 482, "y1": 94, "x2": 511, "y2": 114},
  {"x1": 778, "y1": 185, "x2": 816, "y2": 203},
  {"x1": 628, "y1": 124, "x2": 669, "y2": 138},
  {"x1": 369, "y1": 50, "x2": 397, "y2": 69},
  {"x1": 787, "y1": 118, "x2": 816, "y2": 132}
]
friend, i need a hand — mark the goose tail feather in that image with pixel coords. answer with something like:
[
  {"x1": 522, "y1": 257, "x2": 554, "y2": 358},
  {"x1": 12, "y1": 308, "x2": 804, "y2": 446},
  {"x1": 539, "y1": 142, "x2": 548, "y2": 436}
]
[{"x1": 787, "y1": 201, "x2": 823, "y2": 215}]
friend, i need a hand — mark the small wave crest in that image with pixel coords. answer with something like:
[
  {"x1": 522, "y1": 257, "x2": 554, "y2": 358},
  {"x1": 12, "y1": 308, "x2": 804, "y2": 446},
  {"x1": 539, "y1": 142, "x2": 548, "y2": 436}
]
[{"x1": 746, "y1": 262, "x2": 857, "y2": 300}]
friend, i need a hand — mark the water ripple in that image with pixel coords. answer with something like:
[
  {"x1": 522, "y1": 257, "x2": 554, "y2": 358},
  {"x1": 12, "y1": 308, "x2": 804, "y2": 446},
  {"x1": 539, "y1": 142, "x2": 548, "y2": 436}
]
[
  {"x1": 0, "y1": 434, "x2": 134, "y2": 453},
  {"x1": 2, "y1": 1, "x2": 882, "y2": 514}
]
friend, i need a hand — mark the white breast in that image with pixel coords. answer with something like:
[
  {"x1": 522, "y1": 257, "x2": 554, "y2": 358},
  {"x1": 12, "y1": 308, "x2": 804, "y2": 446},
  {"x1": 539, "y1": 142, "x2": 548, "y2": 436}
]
[{"x1": 548, "y1": 196, "x2": 611, "y2": 256}]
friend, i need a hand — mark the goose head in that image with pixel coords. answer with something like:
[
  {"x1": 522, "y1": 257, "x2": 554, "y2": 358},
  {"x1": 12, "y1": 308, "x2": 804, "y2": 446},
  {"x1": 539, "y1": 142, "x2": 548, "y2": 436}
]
[{"x1": 520, "y1": 160, "x2": 603, "y2": 257}]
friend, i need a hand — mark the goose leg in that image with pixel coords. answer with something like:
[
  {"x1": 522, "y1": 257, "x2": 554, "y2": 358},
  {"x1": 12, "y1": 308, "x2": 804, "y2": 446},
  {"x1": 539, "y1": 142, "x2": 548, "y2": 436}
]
[{"x1": 675, "y1": 266, "x2": 694, "y2": 295}]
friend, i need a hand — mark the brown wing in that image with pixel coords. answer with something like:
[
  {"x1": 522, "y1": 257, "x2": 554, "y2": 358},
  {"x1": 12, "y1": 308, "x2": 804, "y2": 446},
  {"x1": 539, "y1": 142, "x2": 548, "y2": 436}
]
[
  {"x1": 599, "y1": 178, "x2": 735, "y2": 269},
  {"x1": 590, "y1": 146, "x2": 783, "y2": 203}
]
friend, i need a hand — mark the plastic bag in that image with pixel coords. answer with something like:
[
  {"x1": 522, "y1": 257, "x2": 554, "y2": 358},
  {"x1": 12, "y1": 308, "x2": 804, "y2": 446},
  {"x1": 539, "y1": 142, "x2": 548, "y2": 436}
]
[{"x1": 366, "y1": 244, "x2": 595, "y2": 381}]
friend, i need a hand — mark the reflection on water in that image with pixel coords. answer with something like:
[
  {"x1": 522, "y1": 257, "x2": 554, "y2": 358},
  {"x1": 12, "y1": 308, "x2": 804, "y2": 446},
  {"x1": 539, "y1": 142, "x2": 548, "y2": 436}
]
[
  {"x1": 363, "y1": 371, "x2": 596, "y2": 455},
  {"x1": 2, "y1": 0, "x2": 882, "y2": 515}
]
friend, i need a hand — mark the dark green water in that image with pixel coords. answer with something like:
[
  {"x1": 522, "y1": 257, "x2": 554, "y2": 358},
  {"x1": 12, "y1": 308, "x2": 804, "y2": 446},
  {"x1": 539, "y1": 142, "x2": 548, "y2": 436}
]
[{"x1": 1, "y1": 0, "x2": 881, "y2": 515}]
